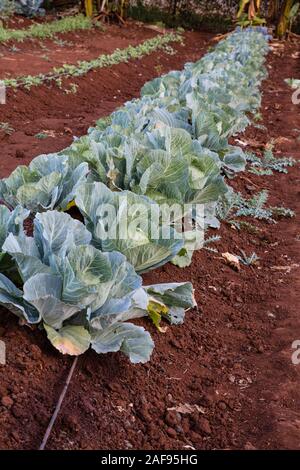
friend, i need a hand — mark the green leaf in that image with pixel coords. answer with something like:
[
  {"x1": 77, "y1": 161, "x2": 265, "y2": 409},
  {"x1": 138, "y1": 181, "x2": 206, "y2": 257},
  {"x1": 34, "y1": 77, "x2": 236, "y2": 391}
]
[
  {"x1": 16, "y1": 172, "x2": 62, "y2": 211},
  {"x1": 23, "y1": 273, "x2": 80, "y2": 329},
  {"x1": 91, "y1": 322, "x2": 154, "y2": 364},
  {"x1": 34, "y1": 210, "x2": 91, "y2": 263},
  {"x1": 75, "y1": 182, "x2": 183, "y2": 273},
  {"x1": 2, "y1": 232, "x2": 51, "y2": 282},
  {"x1": 0, "y1": 166, "x2": 39, "y2": 207},
  {"x1": 171, "y1": 247, "x2": 193, "y2": 268},
  {"x1": 61, "y1": 245, "x2": 113, "y2": 306},
  {"x1": 146, "y1": 282, "x2": 196, "y2": 309},
  {"x1": 0, "y1": 272, "x2": 40, "y2": 323},
  {"x1": 44, "y1": 324, "x2": 91, "y2": 356}
]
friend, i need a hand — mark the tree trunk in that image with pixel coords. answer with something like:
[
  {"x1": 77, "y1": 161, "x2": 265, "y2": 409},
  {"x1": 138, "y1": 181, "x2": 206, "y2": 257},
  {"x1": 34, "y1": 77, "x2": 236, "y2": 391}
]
[
  {"x1": 170, "y1": 0, "x2": 178, "y2": 16},
  {"x1": 84, "y1": 0, "x2": 94, "y2": 17},
  {"x1": 268, "y1": 0, "x2": 280, "y2": 22},
  {"x1": 276, "y1": 0, "x2": 295, "y2": 37}
]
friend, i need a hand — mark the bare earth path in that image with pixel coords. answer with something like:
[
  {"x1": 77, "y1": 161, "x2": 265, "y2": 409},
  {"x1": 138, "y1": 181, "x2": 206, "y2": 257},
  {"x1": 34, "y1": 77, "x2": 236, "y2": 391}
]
[
  {"x1": 0, "y1": 31, "x2": 299, "y2": 450},
  {"x1": 230, "y1": 38, "x2": 300, "y2": 449}
]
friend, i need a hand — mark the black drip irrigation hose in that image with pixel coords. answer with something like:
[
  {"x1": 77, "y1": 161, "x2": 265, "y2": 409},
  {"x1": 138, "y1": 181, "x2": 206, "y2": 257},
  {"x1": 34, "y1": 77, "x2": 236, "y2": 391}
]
[{"x1": 39, "y1": 356, "x2": 78, "y2": 450}]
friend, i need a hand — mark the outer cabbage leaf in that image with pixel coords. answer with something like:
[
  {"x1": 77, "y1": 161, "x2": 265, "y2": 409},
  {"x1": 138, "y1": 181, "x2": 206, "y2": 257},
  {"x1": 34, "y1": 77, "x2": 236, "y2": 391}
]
[
  {"x1": 91, "y1": 322, "x2": 154, "y2": 364},
  {"x1": 23, "y1": 273, "x2": 80, "y2": 329},
  {"x1": 0, "y1": 272, "x2": 40, "y2": 323},
  {"x1": 44, "y1": 324, "x2": 91, "y2": 356},
  {"x1": 75, "y1": 182, "x2": 183, "y2": 273},
  {"x1": 0, "y1": 205, "x2": 30, "y2": 281}
]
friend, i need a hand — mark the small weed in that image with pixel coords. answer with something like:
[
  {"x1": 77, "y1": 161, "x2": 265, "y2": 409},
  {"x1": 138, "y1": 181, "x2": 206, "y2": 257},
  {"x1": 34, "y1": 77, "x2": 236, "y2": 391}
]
[
  {"x1": 41, "y1": 54, "x2": 51, "y2": 62},
  {"x1": 35, "y1": 132, "x2": 48, "y2": 140},
  {"x1": 54, "y1": 39, "x2": 73, "y2": 48},
  {"x1": 64, "y1": 83, "x2": 78, "y2": 95},
  {"x1": 217, "y1": 189, "x2": 295, "y2": 224},
  {"x1": 154, "y1": 64, "x2": 163, "y2": 76},
  {"x1": 0, "y1": 122, "x2": 14, "y2": 135},
  {"x1": 229, "y1": 220, "x2": 260, "y2": 234},
  {"x1": 269, "y1": 206, "x2": 295, "y2": 219},
  {"x1": 8, "y1": 45, "x2": 20, "y2": 53},
  {"x1": 247, "y1": 144, "x2": 295, "y2": 175},
  {"x1": 203, "y1": 235, "x2": 221, "y2": 253},
  {"x1": 162, "y1": 44, "x2": 177, "y2": 55},
  {"x1": 253, "y1": 112, "x2": 263, "y2": 121},
  {"x1": 39, "y1": 43, "x2": 50, "y2": 51},
  {"x1": 238, "y1": 250, "x2": 260, "y2": 266}
]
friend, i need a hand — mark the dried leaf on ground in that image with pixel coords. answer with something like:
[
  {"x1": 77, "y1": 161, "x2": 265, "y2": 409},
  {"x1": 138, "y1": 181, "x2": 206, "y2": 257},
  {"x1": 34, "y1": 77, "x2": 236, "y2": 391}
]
[
  {"x1": 167, "y1": 403, "x2": 205, "y2": 415},
  {"x1": 222, "y1": 252, "x2": 241, "y2": 271}
]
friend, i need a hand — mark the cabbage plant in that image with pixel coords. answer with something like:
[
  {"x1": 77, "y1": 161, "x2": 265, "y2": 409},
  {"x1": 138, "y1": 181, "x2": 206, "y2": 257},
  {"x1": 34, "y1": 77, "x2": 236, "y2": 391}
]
[
  {"x1": 69, "y1": 126, "x2": 227, "y2": 206},
  {"x1": 75, "y1": 182, "x2": 183, "y2": 273},
  {"x1": 0, "y1": 210, "x2": 196, "y2": 362},
  {"x1": 0, "y1": 154, "x2": 89, "y2": 213}
]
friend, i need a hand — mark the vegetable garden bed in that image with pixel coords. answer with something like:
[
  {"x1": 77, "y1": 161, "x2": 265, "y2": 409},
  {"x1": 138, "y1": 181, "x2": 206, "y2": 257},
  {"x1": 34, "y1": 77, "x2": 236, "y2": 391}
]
[{"x1": 0, "y1": 18, "x2": 300, "y2": 451}]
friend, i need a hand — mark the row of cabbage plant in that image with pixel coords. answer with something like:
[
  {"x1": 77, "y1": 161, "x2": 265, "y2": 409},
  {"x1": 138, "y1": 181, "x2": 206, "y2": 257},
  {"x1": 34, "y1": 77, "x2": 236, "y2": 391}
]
[{"x1": 0, "y1": 27, "x2": 269, "y2": 363}]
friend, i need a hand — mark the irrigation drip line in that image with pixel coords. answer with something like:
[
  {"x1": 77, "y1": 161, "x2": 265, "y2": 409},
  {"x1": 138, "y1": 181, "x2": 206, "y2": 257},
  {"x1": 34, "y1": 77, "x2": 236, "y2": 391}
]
[
  {"x1": 190, "y1": 257, "x2": 199, "y2": 316},
  {"x1": 39, "y1": 356, "x2": 78, "y2": 451}
]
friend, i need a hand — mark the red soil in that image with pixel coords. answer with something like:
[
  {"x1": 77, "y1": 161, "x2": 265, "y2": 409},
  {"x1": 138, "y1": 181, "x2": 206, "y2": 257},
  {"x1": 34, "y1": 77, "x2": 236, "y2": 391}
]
[
  {"x1": 0, "y1": 22, "x2": 156, "y2": 78},
  {"x1": 0, "y1": 25, "x2": 299, "y2": 450}
]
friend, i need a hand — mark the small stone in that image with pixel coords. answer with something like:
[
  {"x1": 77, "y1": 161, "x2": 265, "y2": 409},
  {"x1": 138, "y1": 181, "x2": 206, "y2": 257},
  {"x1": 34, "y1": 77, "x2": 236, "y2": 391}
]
[
  {"x1": 79, "y1": 440, "x2": 88, "y2": 449},
  {"x1": 123, "y1": 419, "x2": 132, "y2": 430},
  {"x1": 64, "y1": 414, "x2": 79, "y2": 433},
  {"x1": 1, "y1": 396, "x2": 13, "y2": 407},
  {"x1": 169, "y1": 338, "x2": 182, "y2": 349},
  {"x1": 194, "y1": 416, "x2": 212, "y2": 435},
  {"x1": 267, "y1": 311, "x2": 276, "y2": 319},
  {"x1": 107, "y1": 382, "x2": 122, "y2": 394},
  {"x1": 165, "y1": 410, "x2": 181, "y2": 427},
  {"x1": 218, "y1": 401, "x2": 227, "y2": 411},
  {"x1": 166, "y1": 427, "x2": 177, "y2": 438},
  {"x1": 137, "y1": 397, "x2": 151, "y2": 422},
  {"x1": 190, "y1": 431, "x2": 203, "y2": 444},
  {"x1": 166, "y1": 393, "x2": 175, "y2": 404}
]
